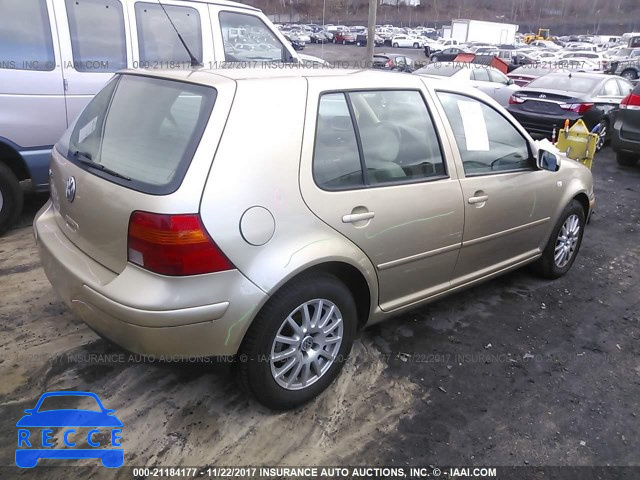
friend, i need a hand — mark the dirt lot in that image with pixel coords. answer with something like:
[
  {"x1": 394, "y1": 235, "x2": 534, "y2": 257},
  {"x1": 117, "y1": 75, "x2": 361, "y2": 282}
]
[{"x1": 0, "y1": 144, "x2": 639, "y2": 478}]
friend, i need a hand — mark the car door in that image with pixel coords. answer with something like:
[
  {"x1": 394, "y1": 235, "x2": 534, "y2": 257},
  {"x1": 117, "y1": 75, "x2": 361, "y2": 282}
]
[
  {"x1": 487, "y1": 69, "x2": 519, "y2": 107},
  {"x1": 300, "y1": 81, "x2": 465, "y2": 312},
  {"x1": 0, "y1": 0, "x2": 66, "y2": 152},
  {"x1": 433, "y1": 90, "x2": 564, "y2": 284},
  {"x1": 52, "y1": 0, "x2": 132, "y2": 125}
]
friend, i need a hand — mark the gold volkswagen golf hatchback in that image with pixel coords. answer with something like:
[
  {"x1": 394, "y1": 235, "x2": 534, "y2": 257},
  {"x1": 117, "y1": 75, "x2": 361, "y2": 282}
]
[{"x1": 35, "y1": 68, "x2": 595, "y2": 410}]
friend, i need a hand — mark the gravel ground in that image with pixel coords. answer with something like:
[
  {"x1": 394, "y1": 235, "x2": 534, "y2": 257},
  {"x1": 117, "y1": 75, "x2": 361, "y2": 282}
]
[{"x1": 0, "y1": 142, "x2": 638, "y2": 478}]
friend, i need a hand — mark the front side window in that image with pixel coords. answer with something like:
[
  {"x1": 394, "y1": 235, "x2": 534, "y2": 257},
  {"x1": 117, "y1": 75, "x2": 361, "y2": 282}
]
[
  {"x1": 65, "y1": 0, "x2": 127, "y2": 72},
  {"x1": 59, "y1": 74, "x2": 216, "y2": 194},
  {"x1": 136, "y1": 3, "x2": 202, "y2": 65},
  {"x1": 219, "y1": 11, "x2": 287, "y2": 62},
  {"x1": 0, "y1": 0, "x2": 55, "y2": 71},
  {"x1": 437, "y1": 92, "x2": 532, "y2": 176}
]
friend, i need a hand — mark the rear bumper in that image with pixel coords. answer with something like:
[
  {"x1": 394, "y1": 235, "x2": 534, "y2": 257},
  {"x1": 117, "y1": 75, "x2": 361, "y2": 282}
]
[
  {"x1": 509, "y1": 110, "x2": 581, "y2": 139},
  {"x1": 34, "y1": 201, "x2": 267, "y2": 356},
  {"x1": 611, "y1": 118, "x2": 640, "y2": 155}
]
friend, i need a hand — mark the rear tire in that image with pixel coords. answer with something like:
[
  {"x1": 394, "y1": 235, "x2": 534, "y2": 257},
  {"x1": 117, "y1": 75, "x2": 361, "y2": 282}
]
[
  {"x1": 621, "y1": 69, "x2": 639, "y2": 80},
  {"x1": 393, "y1": 43, "x2": 399, "y2": 48},
  {"x1": 595, "y1": 119, "x2": 608, "y2": 152},
  {"x1": 431, "y1": 55, "x2": 439, "y2": 62},
  {"x1": 238, "y1": 272, "x2": 357, "y2": 410},
  {"x1": 413, "y1": 42, "x2": 419, "y2": 48},
  {"x1": 531, "y1": 200, "x2": 585, "y2": 279},
  {"x1": 0, "y1": 162, "x2": 23, "y2": 235},
  {"x1": 617, "y1": 151, "x2": 639, "y2": 166}
]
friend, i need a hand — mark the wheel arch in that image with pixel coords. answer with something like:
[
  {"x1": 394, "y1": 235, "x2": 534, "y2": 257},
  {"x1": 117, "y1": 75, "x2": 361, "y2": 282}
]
[
  {"x1": 0, "y1": 139, "x2": 30, "y2": 181},
  {"x1": 573, "y1": 191, "x2": 590, "y2": 219}
]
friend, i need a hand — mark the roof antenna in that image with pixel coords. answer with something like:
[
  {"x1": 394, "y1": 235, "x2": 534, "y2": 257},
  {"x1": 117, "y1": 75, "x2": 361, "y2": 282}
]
[{"x1": 157, "y1": 0, "x2": 202, "y2": 67}]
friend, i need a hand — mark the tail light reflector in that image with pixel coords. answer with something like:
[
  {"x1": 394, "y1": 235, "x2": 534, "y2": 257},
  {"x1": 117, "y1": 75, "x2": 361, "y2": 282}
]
[
  {"x1": 560, "y1": 103, "x2": 594, "y2": 114},
  {"x1": 509, "y1": 95, "x2": 524, "y2": 104},
  {"x1": 128, "y1": 212, "x2": 234, "y2": 276},
  {"x1": 620, "y1": 93, "x2": 640, "y2": 110}
]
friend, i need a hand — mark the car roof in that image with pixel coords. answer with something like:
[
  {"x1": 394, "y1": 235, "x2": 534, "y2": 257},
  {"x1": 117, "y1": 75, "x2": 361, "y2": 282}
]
[
  {"x1": 119, "y1": 67, "x2": 407, "y2": 85},
  {"x1": 174, "y1": 0, "x2": 259, "y2": 11}
]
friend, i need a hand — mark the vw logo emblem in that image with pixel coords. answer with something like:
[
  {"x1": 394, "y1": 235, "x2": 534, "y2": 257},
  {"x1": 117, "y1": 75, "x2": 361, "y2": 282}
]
[
  {"x1": 65, "y1": 177, "x2": 77, "y2": 203},
  {"x1": 539, "y1": 94, "x2": 547, "y2": 99}
]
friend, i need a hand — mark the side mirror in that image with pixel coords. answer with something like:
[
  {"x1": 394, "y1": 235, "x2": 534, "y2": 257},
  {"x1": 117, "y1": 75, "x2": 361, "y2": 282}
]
[
  {"x1": 506, "y1": 78, "x2": 514, "y2": 85},
  {"x1": 538, "y1": 149, "x2": 561, "y2": 172}
]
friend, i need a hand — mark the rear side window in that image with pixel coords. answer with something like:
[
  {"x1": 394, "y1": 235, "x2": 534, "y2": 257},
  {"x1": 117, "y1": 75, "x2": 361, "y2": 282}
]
[
  {"x1": 135, "y1": 3, "x2": 202, "y2": 66},
  {"x1": 65, "y1": 0, "x2": 127, "y2": 72},
  {"x1": 58, "y1": 74, "x2": 216, "y2": 194},
  {"x1": 219, "y1": 11, "x2": 288, "y2": 62},
  {"x1": 0, "y1": 0, "x2": 55, "y2": 71},
  {"x1": 437, "y1": 92, "x2": 532, "y2": 176},
  {"x1": 313, "y1": 94, "x2": 364, "y2": 190},
  {"x1": 313, "y1": 90, "x2": 446, "y2": 190}
]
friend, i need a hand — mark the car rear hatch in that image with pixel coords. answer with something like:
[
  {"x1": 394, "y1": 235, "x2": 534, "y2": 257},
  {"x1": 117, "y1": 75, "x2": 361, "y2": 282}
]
[{"x1": 49, "y1": 71, "x2": 236, "y2": 274}]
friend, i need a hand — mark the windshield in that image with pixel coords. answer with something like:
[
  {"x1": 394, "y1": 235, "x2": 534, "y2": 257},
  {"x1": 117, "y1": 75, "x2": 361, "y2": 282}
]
[
  {"x1": 57, "y1": 74, "x2": 216, "y2": 194},
  {"x1": 527, "y1": 75, "x2": 599, "y2": 93}
]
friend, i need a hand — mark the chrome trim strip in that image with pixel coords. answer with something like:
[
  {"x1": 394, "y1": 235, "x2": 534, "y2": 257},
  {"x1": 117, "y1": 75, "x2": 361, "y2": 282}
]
[
  {"x1": 377, "y1": 243, "x2": 461, "y2": 271},
  {"x1": 463, "y1": 217, "x2": 550, "y2": 248}
]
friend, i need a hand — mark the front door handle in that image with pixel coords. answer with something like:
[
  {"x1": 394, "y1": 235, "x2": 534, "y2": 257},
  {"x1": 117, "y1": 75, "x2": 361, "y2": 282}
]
[
  {"x1": 342, "y1": 211, "x2": 375, "y2": 223},
  {"x1": 468, "y1": 195, "x2": 489, "y2": 204}
]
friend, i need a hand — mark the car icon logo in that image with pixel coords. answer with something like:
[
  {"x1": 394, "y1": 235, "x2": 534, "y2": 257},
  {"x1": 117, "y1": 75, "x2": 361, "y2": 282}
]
[
  {"x1": 65, "y1": 176, "x2": 76, "y2": 203},
  {"x1": 539, "y1": 94, "x2": 547, "y2": 99},
  {"x1": 15, "y1": 391, "x2": 123, "y2": 468}
]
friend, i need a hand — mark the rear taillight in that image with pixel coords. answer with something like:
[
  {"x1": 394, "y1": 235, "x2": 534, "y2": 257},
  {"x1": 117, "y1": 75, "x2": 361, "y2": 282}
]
[
  {"x1": 127, "y1": 212, "x2": 234, "y2": 276},
  {"x1": 560, "y1": 103, "x2": 594, "y2": 114},
  {"x1": 620, "y1": 93, "x2": 640, "y2": 110},
  {"x1": 509, "y1": 95, "x2": 524, "y2": 104}
]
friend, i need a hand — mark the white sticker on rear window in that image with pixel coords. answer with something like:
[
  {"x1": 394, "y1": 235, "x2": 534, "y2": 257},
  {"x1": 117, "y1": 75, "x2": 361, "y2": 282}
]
[
  {"x1": 457, "y1": 101, "x2": 489, "y2": 151},
  {"x1": 78, "y1": 116, "x2": 98, "y2": 143}
]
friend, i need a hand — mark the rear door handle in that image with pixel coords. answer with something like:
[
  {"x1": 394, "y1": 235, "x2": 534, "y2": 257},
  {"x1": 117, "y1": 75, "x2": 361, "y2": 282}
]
[
  {"x1": 342, "y1": 212, "x2": 375, "y2": 223},
  {"x1": 468, "y1": 195, "x2": 489, "y2": 204}
]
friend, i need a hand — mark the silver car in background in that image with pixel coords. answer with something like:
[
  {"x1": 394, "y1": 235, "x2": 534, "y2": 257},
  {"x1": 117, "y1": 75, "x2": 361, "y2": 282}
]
[
  {"x1": 35, "y1": 68, "x2": 594, "y2": 410},
  {"x1": 414, "y1": 62, "x2": 521, "y2": 106}
]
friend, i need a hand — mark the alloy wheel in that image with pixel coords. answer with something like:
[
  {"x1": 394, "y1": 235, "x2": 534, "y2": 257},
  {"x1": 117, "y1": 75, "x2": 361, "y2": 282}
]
[
  {"x1": 596, "y1": 120, "x2": 608, "y2": 151},
  {"x1": 554, "y1": 214, "x2": 581, "y2": 268},
  {"x1": 270, "y1": 299, "x2": 343, "y2": 391}
]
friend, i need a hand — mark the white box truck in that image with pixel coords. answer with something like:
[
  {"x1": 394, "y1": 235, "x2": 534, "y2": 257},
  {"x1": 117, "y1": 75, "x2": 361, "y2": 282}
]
[{"x1": 450, "y1": 19, "x2": 519, "y2": 45}]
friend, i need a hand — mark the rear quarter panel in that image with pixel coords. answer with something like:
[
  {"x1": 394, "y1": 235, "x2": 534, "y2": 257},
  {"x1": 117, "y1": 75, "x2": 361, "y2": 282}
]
[{"x1": 199, "y1": 76, "x2": 378, "y2": 333}]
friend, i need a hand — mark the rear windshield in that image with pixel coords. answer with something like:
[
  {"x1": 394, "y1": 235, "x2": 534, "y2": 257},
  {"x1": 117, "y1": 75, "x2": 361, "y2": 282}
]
[
  {"x1": 57, "y1": 74, "x2": 216, "y2": 194},
  {"x1": 526, "y1": 75, "x2": 599, "y2": 93}
]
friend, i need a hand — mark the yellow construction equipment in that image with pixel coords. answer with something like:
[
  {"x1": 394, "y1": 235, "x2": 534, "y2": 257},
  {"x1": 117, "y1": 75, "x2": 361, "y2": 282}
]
[
  {"x1": 524, "y1": 28, "x2": 551, "y2": 44},
  {"x1": 555, "y1": 119, "x2": 598, "y2": 170}
]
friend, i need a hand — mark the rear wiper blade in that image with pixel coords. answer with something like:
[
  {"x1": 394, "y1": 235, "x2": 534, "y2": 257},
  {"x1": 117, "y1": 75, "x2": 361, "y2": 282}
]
[{"x1": 73, "y1": 150, "x2": 131, "y2": 181}]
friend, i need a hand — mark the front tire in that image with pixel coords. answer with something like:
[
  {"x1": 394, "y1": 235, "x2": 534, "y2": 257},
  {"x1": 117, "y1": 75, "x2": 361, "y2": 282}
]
[
  {"x1": 617, "y1": 151, "x2": 639, "y2": 166},
  {"x1": 238, "y1": 273, "x2": 357, "y2": 410},
  {"x1": 413, "y1": 42, "x2": 419, "y2": 48},
  {"x1": 393, "y1": 43, "x2": 399, "y2": 48},
  {"x1": 621, "y1": 69, "x2": 639, "y2": 81},
  {"x1": 431, "y1": 55, "x2": 439, "y2": 62},
  {"x1": 0, "y1": 162, "x2": 23, "y2": 235},
  {"x1": 532, "y1": 200, "x2": 585, "y2": 279}
]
